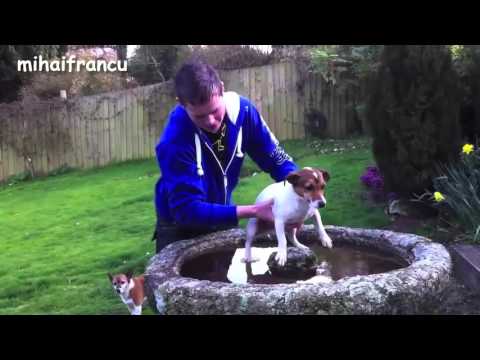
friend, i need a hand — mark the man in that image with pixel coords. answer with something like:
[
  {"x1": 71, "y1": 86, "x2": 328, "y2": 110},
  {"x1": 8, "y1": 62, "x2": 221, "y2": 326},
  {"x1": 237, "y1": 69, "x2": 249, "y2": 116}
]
[{"x1": 153, "y1": 60, "x2": 298, "y2": 253}]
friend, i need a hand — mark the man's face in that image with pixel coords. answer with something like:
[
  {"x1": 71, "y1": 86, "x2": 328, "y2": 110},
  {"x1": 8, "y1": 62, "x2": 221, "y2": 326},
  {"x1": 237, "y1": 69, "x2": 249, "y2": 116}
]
[{"x1": 184, "y1": 89, "x2": 226, "y2": 134}]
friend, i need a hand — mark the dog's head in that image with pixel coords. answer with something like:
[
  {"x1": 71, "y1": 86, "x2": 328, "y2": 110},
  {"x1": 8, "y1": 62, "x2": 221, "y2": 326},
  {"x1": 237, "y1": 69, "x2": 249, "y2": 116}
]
[
  {"x1": 286, "y1": 167, "x2": 330, "y2": 208},
  {"x1": 108, "y1": 271, "x2": 133, "y2": 295}
]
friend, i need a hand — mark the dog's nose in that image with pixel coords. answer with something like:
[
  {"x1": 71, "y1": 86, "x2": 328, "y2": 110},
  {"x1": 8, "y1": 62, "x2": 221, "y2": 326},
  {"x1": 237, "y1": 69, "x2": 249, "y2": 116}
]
[{"x1": 318, "y1": 201, "x2": 326, "y2": 208}]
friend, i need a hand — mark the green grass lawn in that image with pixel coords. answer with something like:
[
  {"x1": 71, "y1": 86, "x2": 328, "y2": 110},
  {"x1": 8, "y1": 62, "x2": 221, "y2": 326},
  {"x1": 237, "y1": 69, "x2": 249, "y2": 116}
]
[{"x1": 0, "y1": 137, "x2": 390, "y2": 315}]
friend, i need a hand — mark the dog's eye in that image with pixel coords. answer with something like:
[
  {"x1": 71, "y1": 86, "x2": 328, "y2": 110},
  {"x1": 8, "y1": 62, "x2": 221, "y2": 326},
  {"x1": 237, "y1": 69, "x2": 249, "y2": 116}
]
[{"x1": 305, "y1": 185, "x2": 314, "y2": 191}]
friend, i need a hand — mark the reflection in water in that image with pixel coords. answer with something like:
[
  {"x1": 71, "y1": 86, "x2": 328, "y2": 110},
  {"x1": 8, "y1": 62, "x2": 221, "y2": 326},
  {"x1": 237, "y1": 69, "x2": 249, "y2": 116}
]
[
  {"x1": 309, "y1": 243, "x2": 406, "y2": 281},
  {"x1": 227, "y1": 247, "x2": 275, "y2": 284},
  {"x1": 180, "y1": 244, "x2": 407, "y2": 285}
]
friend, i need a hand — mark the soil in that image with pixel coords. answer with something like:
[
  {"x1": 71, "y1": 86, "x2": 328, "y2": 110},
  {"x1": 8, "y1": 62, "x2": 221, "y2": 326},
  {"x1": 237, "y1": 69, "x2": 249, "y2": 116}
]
[{"x1": 383, "y1": 215, "x2": 433, "y2": 233}]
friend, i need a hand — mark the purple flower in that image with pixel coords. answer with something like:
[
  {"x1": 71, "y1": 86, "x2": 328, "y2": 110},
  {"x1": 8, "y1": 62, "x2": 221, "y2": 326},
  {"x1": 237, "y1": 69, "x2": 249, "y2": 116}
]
[
  {"x1": 373, "y1": 178, "x2": 384, "y2": 189},
  {"x1": 360, "y1": 175, "x2": 369, "y2": 184},
  {"x1": 366, "y1": 166, "x2": 380, "y2": 176},
  {"x1": 360, "y1": 166, "x2": 384, "y2": 190}
]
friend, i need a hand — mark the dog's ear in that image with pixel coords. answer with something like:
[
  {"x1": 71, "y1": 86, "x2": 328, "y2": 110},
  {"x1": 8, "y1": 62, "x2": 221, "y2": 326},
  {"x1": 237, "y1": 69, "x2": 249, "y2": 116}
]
[
  {"x1": 125, "y1": 270, "x2": 133, "y2": 280},
  {"x1": 107, "y1": 273, "x2": 113, "y2": 282},
  {"x1": 319, "y1": 169, "x2": 330, "y2": 183},
  {"x1": 286, "y1": 171, "x2": 301, "y2": 186}
]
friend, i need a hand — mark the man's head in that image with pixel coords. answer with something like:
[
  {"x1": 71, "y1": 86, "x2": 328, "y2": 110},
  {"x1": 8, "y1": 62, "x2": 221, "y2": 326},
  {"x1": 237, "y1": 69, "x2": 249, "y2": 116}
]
[{"x1": 175, "y1": 61, "x2": 226, "y2": 134}]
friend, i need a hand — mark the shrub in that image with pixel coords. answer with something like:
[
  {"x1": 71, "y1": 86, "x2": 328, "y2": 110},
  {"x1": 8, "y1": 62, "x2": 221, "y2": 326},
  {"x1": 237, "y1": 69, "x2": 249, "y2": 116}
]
[{"x1": 367, "y1": 45, "x2": 462, "y2": 197}]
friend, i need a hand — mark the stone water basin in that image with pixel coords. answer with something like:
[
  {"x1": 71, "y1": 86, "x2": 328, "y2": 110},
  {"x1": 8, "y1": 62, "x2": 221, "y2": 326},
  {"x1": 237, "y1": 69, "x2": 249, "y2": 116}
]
[{"x1": 145, "y1": 225, "x2": 452, "y2": 315}]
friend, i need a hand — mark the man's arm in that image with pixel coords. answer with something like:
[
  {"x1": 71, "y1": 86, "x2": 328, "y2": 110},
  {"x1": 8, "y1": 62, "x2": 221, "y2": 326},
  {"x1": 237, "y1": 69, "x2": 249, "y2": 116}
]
[
  {"x1": 242, "y1": 102, "x2": 298, "y2": 182},
  {"x1": 236, "y1": 199, "x2": 275, "y2": 223},
  {"x1": 157, "y1": 142, "x2": 238, "y2": 229}
]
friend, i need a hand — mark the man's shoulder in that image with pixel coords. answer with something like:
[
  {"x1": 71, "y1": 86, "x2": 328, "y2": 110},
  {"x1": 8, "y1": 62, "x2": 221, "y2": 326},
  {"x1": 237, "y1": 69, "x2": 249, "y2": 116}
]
[
  {"x1": 160, "y1": 106, "x2": 195, "y2": 145},
  {"x1": 225, "y1": 91, "x2": 254, "y2": 107},
  {"x1": 238, "y1": 94, "x2": 254, "y2": 108},
  {"x1": 167, "y1": 104, "x2": 189, "y2": 126}
]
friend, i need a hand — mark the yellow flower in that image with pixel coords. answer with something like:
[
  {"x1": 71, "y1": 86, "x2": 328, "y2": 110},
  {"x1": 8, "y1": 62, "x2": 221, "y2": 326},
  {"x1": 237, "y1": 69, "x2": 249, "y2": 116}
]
[
  {"x1": 434, "y1": 192, "x2": 445, "y2": 202},
  {"x1": 462, "y1": 143, "x2": 474, "y2": 155}
]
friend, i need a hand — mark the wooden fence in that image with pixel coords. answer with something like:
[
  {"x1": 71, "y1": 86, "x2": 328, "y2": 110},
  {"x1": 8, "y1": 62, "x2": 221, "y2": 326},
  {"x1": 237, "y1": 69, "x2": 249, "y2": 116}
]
[
  {"x1": 220, "y1": 62, "x2": 366, "y2": 141},
  {"x1": 0, "y1": 61, "x2": 366, "y2": 183}
]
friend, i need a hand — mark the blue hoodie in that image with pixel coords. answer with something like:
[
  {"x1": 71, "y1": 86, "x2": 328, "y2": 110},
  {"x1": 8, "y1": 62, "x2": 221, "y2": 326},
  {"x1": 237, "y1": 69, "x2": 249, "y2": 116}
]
[{"x1": 154, "y1": 91, "x2": 298, "y2": 230}]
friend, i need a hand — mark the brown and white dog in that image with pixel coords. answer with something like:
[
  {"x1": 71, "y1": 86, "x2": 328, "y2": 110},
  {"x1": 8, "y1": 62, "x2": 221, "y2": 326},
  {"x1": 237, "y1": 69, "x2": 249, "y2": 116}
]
[
  {"x1": 108, "y1": 271, "x2": 146, "y2": 315},
  {"x1": 243, "y1": 167, "x2": 333, "y2": 266}
]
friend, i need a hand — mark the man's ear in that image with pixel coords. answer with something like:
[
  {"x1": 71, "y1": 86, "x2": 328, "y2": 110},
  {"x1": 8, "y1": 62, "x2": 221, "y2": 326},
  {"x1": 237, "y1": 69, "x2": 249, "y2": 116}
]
[{"x1": 286, "y1": 171, "x2": 301, "y2": 186}]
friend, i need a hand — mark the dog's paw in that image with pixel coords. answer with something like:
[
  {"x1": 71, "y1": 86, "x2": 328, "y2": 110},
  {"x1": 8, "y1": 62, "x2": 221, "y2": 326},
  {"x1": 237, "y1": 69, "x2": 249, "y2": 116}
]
[
  {"x1": 275, "y1": 249, "x2": 288, "y2": 266},
  {"x1": 130, "y1": 306, "x2": 142, "y2": 315},
  {"x1": 320, "y1": 234, "x2": 333, "y2": 248}
]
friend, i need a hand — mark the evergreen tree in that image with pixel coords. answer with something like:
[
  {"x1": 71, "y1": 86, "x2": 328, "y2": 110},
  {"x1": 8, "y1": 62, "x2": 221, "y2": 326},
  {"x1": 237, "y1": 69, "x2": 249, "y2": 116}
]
[{"x1": 367, "y1": 45, "x2": 462, "y2": 196}]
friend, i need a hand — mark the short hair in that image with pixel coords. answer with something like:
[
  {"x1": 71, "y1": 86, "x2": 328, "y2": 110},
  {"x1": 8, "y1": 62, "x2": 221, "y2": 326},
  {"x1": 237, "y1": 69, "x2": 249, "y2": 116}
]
[{"x1": 174, "y1": 60, "x2": 223, "y2": 105}]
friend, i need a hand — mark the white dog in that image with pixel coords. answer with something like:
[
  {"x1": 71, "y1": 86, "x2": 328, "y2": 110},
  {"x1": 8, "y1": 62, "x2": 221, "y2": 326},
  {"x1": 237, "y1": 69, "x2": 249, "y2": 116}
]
[{"x1": 243, "y1": 167, "x2": 333, "y2": 266}]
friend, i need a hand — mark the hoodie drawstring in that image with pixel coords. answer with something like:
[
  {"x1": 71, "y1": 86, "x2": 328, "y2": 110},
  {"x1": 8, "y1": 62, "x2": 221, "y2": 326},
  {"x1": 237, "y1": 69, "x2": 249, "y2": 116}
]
[
  {"x1": 236, "y1": 127, "x2": 244, "y2": 158},
  {"x1": 194, "y1": 126, "x2": 244, "y2": 177},
  {"x1": 194, "y1": 133, "x2": 204, "y2": 176}
]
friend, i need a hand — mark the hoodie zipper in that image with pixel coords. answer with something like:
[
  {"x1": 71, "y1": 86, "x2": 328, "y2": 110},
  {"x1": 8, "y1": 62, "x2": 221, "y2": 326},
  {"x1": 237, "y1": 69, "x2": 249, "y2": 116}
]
[{"x1": 203, "y1": 139, "x2": 239, "y2": 205}]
